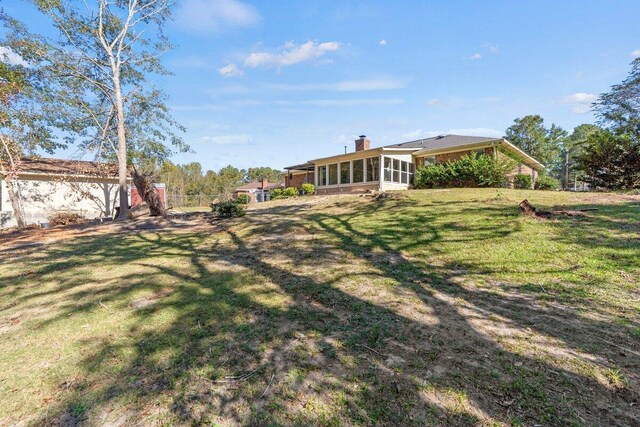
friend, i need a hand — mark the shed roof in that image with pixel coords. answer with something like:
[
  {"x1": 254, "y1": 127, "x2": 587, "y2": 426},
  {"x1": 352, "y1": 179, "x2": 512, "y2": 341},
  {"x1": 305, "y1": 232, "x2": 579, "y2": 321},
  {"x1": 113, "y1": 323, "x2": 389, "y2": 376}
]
[{"x1": 14, "y1": 157, "x2": 118, "y2": 178}]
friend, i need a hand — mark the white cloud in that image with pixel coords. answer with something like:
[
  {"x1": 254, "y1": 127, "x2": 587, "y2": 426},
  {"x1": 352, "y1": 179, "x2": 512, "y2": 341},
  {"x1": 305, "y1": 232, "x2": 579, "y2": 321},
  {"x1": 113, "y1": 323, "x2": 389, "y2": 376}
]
[
  {"x1": 379, "y1": 39, "x2": 387, "y2": 46},
  {"x1": 631, "y1": 49, "x2": 640, "y2": 58},
  {"x1": 244, "y1": 41, "x2": 340, "y2": 68},
  {"x1": 265, "y1": 77, "x2": 405, "y2": 92},
  {"x1": 560, "y1": 92, "x2": 597, "y2": 114},
  {"x1": 481, "y1": 42, "x2": 499, "y2": 54},
  {"x1": 402, "y1": 128, "x2": 503, "y2": 140},
  {"x1": 218, "y1": 63, "x2": 244, "y2": 78},
  {"x1": 0, "y1": 46, "x2": 27, "y2": 67},
  {"x1": 426, "y1": 98, "x2": 452, "y2": 107},
  {"x1": 469, "y1": 53, "x2": 482, "y2": 60},
  {"x1": 175, "y1": 0, "x2": 260, "y2": 33},
  {"x1": 201, "y1": 134, "x2": 252, "y2": 145}
]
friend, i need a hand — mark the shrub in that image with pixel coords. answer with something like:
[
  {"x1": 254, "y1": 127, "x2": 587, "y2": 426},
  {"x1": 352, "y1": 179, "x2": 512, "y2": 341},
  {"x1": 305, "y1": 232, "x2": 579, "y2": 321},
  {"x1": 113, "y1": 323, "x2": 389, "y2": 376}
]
[
  {"x1": 236, "y1": 194, "x2": 250, "y2": 204},
  {"x1": 414, "y1": 153, "x2": 513, "y2": 189},
  {"x1": 211, "y1": 201, "x2": 246, "y2": 218},
  {"x1": 535, "y1": 175, "x2": 560, "y2": 191},
  {"x1": 301, "y1": 183, "x2": 315, "y2": 195},
  {"x1": 270, "y1": 188, "x2": 284, "y2": 199},
  {"x1": 283, "y1": 187, "x2": 298, "y2": 197},
  {"x1": 513, "y1": 174, "x2": 533, "y2": 189},
  {"x1": 48, "y1": 212, "x2": 86, "y2": 227}
]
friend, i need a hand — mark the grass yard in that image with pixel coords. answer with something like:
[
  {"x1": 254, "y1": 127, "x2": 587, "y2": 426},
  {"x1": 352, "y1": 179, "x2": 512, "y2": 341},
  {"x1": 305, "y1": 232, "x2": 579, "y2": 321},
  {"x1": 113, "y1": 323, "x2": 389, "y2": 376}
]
[{"x1": 0, "y1": 188, "x2": 638, "y2": 426}]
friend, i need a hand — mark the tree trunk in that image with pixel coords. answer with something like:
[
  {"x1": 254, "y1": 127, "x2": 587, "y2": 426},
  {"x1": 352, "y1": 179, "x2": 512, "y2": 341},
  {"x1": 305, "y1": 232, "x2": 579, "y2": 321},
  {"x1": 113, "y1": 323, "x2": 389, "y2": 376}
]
[
  {"x1": 4, "y1": 176, "x2": 27, "y2": 228},
  {"x1": 113, "y1": 75, "x2": 129, "y2": 221},
  {"x1": 563, "y1": 150, "x2": 570, "y2": 190},
  {"x1": 132, "y1": 168, "x2": 166, "y2": 216}
]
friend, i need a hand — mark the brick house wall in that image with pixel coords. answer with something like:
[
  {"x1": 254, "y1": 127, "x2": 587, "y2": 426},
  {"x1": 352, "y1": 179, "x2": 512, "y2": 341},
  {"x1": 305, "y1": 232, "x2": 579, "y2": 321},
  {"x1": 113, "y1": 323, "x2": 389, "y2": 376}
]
[
  {"x1": 316, "y1": 182, "x2": 379, "y2": 195},
  {"x1": 286, "y1": 172, "x2": 314, "y2": 188}
]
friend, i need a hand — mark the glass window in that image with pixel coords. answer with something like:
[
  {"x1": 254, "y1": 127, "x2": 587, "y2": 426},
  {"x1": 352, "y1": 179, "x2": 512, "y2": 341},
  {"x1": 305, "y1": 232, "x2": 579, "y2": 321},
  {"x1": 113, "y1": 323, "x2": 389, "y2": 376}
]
[
  {"x1": 353, "y1": 159, "x2": 364, "y2": 183},
  {"x1": 318, "y1": 166, "x2": 327, "y2": 186},
  {"x1": 424, "y1": 156, "x2": 436, "y2": 166},
  {"x1": 328, "y1": 163, "x2": 338, "y2": 185},
  {"x1": 401, "y1": 172, "x2": 408, "y2": 184},
  {"x1": 393, "y1": 159, "x2": 400, "y2": 172},
  {"x1": 401, "y1": 161, "x2": 408, "y2": 172},
  {"x1": 366, "y1": 157, "x2": 379, "y2": 182},
  {"x1": 383, "y1": 157, "x2": 392, "y2": 182},
  {"x1": 340, "y1": 162, "x2": 350, "y2": 184}
]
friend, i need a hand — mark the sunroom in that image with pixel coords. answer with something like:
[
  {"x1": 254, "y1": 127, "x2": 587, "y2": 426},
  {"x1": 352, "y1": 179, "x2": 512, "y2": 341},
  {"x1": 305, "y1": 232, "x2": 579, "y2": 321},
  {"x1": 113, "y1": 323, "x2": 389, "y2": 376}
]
[{"x1": 312, "y1": 136, "x2": 416, "y2": 194}]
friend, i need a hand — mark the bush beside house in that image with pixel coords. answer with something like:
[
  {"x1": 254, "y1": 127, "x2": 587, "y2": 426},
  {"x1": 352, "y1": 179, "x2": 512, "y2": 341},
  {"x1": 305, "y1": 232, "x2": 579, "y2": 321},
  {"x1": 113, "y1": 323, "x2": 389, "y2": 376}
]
[
  {"x1": 301, "y1": 183, "x2": 315, "y2": 195},
  {"x1": 513, "y1": 174, "x2": 533, "y2": 189},
  {"x1": 534, "y1": 175, "x2": 560, "y2": 190},
  {"x1": 414, "y1": 153, "x2": 514, "y2": 189}
]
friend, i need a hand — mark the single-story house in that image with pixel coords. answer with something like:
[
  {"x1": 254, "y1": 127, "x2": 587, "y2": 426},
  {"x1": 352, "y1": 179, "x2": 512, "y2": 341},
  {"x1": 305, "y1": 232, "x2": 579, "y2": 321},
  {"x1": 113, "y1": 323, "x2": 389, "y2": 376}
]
[
  {"x1": 284, "y1": 134, "x2": 543, "y2": 194},
  {"x1": 234, "y1": 178, "x2": 284, "y2": 203},
  {"x1": 0, "y1": 157, "x2": 164, "y2": 228}
]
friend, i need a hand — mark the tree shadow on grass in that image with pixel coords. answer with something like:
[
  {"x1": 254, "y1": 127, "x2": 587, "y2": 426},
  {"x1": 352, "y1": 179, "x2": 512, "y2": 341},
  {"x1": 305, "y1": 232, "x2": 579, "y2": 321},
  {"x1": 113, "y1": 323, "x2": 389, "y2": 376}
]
[{"x1": 0, "y1": 196, "x2": 638, "y2": 426}]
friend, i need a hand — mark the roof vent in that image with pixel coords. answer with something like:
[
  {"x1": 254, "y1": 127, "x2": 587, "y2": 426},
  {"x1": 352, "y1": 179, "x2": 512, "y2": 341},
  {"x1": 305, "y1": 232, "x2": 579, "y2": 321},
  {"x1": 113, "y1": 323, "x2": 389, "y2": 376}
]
[
  {"x1": 359, "y1": 135, "x2": 366, "y2": 138},
  {"x1": 436, "y1": 134, "x2": 446, "y2": 139}
]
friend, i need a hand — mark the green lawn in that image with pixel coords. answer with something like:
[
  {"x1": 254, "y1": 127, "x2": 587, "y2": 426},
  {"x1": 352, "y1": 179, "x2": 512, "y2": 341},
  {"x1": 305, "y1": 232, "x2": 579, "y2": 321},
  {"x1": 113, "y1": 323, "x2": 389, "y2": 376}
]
[{"x1": 0, "y1": 188, "x2": 638, "y2": 426}]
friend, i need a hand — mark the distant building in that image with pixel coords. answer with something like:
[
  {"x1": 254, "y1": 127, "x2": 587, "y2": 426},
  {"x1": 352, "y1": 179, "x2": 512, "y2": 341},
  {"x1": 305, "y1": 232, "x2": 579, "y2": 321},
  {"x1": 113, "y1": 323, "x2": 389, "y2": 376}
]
[{"x1": 234, "y1": 178, "x2": 284, "y2": 203}]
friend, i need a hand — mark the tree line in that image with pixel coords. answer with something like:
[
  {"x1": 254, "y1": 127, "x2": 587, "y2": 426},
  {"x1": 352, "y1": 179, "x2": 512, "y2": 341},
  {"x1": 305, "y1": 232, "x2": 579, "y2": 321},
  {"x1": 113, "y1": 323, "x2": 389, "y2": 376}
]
[
  {"x1": 505, "y1": 58, "x2": 640, "y2": 190},
  {"x1": 158, "y1": 162, "x2": 283, "y2": 200}
]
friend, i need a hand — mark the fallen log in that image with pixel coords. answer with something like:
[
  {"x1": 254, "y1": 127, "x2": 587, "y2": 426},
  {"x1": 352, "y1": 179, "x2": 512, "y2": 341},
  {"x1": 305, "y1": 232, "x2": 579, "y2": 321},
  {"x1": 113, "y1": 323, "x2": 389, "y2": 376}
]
[
  {"x1": 520, "y1": 200, "x2": 597, "y2": 219},
  {"x1": 132, "y1": 168, "x2": 166, "y2": 217}
]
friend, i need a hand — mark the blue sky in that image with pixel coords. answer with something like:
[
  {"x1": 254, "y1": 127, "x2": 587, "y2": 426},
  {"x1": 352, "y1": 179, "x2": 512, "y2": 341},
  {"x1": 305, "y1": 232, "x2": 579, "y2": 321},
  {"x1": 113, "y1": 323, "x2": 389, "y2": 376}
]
[{"x1": 4, "y1": 0, "x2": 640, "y2": 171}]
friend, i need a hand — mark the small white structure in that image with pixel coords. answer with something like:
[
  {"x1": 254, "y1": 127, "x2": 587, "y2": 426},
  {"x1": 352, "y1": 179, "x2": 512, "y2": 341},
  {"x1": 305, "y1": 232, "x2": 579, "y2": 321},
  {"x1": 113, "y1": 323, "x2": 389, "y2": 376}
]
[{"x1": 0, "y1": 157, "x2": 121, "y2": 228}]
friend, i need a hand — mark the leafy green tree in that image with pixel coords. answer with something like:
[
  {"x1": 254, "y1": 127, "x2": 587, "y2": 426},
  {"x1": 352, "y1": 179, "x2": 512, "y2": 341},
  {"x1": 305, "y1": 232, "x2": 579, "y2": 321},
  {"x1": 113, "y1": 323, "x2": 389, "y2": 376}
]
[
  {"x1": 246, "y1": 167, "x2": 283, "y2": 183},
  {"x1": 576, "y1": 129, "x2": 640, "y2": 189},
  {"x1": 0, "y1": 54, "x2": 62, "y2": 227},
  {"x1": 576, "y1": 57, "x2": 640, "y2": 190},
  {"x1": 504, "y1": 115, "x2": 566, "y2": 168},
  {"x1": 4, "y1": 0, "x2": 187, "y2": 220},
  {"x1": 560, "y1": 124, "x2": 600, "y2": 189},
  {"x1": 216, "y1": 165, "x2": 245, "y2": 200},
  {"x1": 594, "y1": 57, "x2": 640, "y2": 137}
]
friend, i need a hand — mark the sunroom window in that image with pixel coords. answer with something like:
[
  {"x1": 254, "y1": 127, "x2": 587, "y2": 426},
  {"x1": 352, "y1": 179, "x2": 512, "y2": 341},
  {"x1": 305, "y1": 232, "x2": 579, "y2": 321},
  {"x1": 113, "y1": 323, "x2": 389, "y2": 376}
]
[
  {"x1": 318, "y1": 165, "x2": 327, "y2": 186},
  {"x1": 383, "y1": 156, "x2": 415, "y2": 184},
  {"x1": 328, "y1": 164, "x2": 338, "y2": 185},
  {"x1": 353, "y1": 159, "x2": 364, "y2": 183},
  {"x1": 366, "y1": 157, "x2": 379, "y2": 182},
  {"x1": 340, "y1": 162, "x2": 350, "y2": 184}
]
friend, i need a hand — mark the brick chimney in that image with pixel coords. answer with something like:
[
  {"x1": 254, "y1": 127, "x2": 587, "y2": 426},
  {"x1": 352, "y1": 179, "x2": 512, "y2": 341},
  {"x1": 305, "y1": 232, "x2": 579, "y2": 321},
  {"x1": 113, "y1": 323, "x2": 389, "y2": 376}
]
[
  {"x1": 355, "y1": 135, "x2": 370, "y2": 152},
  {"x1": 261, "y1": 177, "x2": 267, "y2": 190}
]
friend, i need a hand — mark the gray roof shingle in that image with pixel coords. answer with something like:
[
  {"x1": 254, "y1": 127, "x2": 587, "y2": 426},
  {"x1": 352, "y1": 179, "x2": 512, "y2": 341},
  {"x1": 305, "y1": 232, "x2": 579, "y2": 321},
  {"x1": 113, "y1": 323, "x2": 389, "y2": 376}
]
[{"x1": 385, "y1": 134, "x2": 500, "y2": 150}]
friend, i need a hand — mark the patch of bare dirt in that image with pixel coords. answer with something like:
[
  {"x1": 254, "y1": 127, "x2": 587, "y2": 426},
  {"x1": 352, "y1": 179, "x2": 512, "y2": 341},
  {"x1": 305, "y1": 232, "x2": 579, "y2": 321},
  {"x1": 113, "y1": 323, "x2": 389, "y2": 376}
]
[{"x1": 0, "y1": 212, "x2": 219, "y2": 251}]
